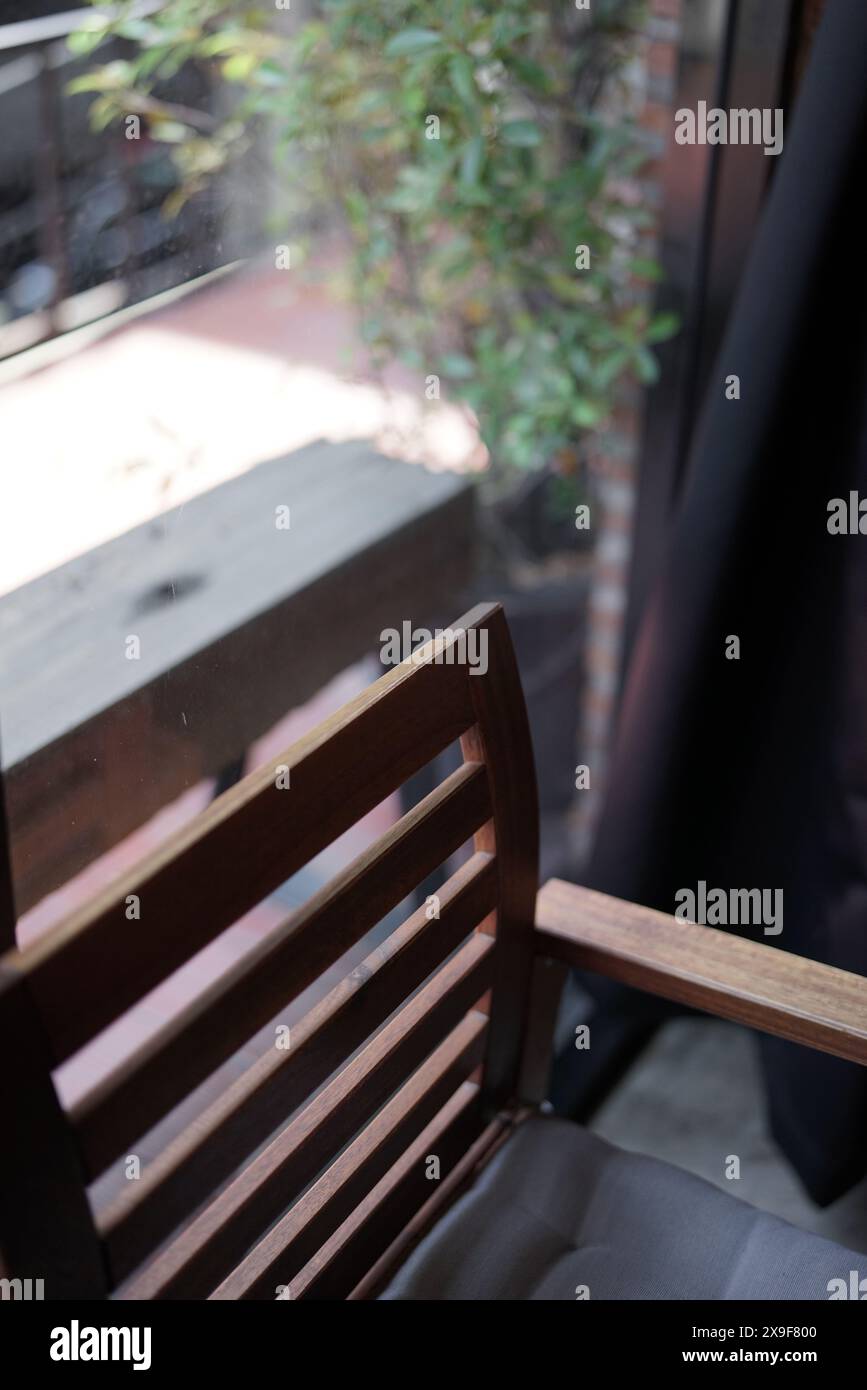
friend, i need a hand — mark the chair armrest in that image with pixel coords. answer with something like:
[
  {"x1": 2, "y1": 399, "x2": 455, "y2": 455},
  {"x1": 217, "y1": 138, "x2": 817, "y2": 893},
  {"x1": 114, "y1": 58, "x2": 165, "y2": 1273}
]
[{"x1": 534, "y1": 879, "x2": 867, "y2": 1066}]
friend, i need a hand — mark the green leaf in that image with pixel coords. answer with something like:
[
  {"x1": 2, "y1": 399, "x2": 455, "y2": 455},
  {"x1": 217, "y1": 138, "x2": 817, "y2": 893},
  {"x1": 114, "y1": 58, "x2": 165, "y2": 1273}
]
[
  {"x1": 115, "y1": 19, "x2": 160, "y2": 44},
  {"x1": 571, "y1": 399, "x2": 604, "y2": 428},
  {"x1": 67, "y1": 27, "x2": 107, "y2": 57},
  {"x1": 94, "y1": 0, "x2": 667, "y2": 493},
  {"x1": 67, "y1": 61, "x2": 135, "y2": 96},
  {"x1": 634, "y1": 347, "x2": 661, "y2": 384},
  {"x1": 449, "y1": 54, "x2": 477, "y2": 106},
  {"x1": 200, "y1": 32, "x2": 251, "y2": 57},
  {"x1": 384, "y1": 29, "x2": 443, "y2": 58},
  {"x1": 627, "y1": 257, "x2": 663, "y2": 282},
  {"x1": 459, "y1": 134, "x2": 484, "y2": 187},
  {"x1": 66, "y1": 73, "x2": 109, "y2": 96},
  {"x1": 646, "y1": 311, "x2": 680, "y2": 343},
  {"x1": 150, "y1": 120, "x2": 192, "y2": 144},
  {"x1": 136, "y1": 46, "x2": 174, "y2": 80},
  {"x1": 162, "y1": 186, "x2": 193, "y2": 220},
  {"x1": 253, "y1": 60, "x2": 287, "y2": 87},
  {"x1": 460, "y1": 184, "x2": 493, "y2": 207},
  {"x1": 89, "y1": 95, "x2": 117, "y2": 133},
  {"x1": 594, "y1": 347, "x2": 631, "y2": 389},
  {"x1": 510, "y1": 57, "x2": 550, "y2": 93},
  {"x1": 500, "y1": 119, "x2": 542, "y2": 147},
  {"x1": 222, "y1": 53, "x2": 258, "y2": 82},
  {"x1": 568, "y1": 347, "x2": 592, "y2": 378}
]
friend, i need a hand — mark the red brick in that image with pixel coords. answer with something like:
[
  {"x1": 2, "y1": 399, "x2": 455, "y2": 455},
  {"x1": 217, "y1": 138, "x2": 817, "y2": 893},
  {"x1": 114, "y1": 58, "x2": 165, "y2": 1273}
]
[
  {"x1": 594, "y1": 560, "x2": 629, "y2": 587},
  {"x1": 585, "y1": 689, "x2": 615, "y2": 724},
  {"x1": 593, "y1": 609, "x2": 626, "y2": 637},
  {"x1": 599, "y1": 508, "x2": 635, "y2": 535},
  {"x1": 648, "y1": 39, "x2": 677, "y2": 80},
  {"x1": 642, "y1": 101, "x2": 672, "y2": 141},
  {"x1": 586, "y1": 643, "x2": 621, "y2": 677}
]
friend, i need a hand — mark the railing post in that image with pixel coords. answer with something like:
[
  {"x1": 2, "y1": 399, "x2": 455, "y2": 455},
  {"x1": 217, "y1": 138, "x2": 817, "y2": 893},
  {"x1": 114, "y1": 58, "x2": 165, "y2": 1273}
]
[{"x1": 35, "y1": 43, "x2": 70, "y2": 336}]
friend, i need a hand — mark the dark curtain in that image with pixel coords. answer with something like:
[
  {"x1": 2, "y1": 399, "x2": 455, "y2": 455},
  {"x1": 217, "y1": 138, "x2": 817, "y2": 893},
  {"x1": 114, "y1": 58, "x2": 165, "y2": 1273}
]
[{"x1": 586, "y1": 0, "x2": 867, "y2": 1205}]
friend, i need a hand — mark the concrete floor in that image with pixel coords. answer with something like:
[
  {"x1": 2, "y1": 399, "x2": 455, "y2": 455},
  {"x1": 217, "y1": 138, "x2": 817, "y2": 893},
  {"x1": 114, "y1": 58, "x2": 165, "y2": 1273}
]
[{"x1": 589, "y1": 1017, "x2": 867, "y2": 1254}]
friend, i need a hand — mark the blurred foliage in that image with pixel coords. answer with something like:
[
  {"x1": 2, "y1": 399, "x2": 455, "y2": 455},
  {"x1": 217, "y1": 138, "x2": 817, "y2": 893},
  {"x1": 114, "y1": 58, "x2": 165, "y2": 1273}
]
[{"x1": 71, "y1": 0, "x2": 678, "y2": 499}]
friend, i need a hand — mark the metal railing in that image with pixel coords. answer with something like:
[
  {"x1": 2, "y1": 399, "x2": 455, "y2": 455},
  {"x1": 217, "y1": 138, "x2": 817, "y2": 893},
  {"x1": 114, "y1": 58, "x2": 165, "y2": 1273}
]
[{"x1": 0, "y1": 3, "x2": 218, "y2": 356}]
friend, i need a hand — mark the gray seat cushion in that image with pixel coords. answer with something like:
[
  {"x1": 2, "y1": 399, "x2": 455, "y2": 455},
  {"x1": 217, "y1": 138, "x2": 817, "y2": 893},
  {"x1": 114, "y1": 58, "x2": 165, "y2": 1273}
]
[{"x1": 380, "y1": 1116, "x2": 867, "y2": 1300}]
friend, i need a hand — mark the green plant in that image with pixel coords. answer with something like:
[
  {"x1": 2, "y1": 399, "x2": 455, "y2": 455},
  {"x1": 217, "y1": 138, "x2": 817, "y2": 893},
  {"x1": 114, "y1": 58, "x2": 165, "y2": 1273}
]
[{"x1": 71, "y1": 0, "x2": 677, "y2": 509}]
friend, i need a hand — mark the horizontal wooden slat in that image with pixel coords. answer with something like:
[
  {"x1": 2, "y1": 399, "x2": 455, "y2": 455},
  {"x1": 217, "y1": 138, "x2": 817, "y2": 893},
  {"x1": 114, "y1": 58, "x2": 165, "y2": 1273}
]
[
  {"x1": 290, "y1": 1082, "x2": 488, "y2": 1301},
  {"x1": 535, "y1": 880, "x2": 867, "y2": 1065},
  {"x1": 114, "y1": 931, "x2": 495, "y2": 1296},
  {"x1": 73, "y1": 765, "x2": 492, "y2": 1177},
  {"x1": 3, "y1": 613, "x2": 497, "y2": 1065},
  {"x1": 347, "y1": 1110, "x2": 514, "y2": 1300},
  {"x1": 212, "y1": 1015, "x2": 488, "y2": 1299},
  {"x1": 92, "y1": 853, "x2": 497, "y2": 1269}
]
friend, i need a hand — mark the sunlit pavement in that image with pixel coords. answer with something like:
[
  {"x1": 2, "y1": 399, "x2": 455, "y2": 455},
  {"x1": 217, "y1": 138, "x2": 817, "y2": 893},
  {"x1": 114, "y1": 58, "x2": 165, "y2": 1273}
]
[{"x1": 0, "y1": 256, "x2": 480, "y2": 596}]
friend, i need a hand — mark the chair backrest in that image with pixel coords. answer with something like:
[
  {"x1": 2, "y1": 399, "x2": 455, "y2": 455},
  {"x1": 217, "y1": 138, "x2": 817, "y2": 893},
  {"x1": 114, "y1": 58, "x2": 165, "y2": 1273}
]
[{"x1": 0, "y1": 602, "x2": 539, "y2": 1300}]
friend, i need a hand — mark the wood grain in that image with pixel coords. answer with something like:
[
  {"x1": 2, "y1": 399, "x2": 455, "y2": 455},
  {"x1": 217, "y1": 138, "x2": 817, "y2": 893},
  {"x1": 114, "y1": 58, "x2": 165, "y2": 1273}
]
[
  {"x1": 2, "y1": 597, "x2": 550, "y2": 1302},
  {"x1": 211, "y1": 1013, "x2": 488, "y2": 1299},
  {"x1": 93, "y1": 854, "x2": 496, "y2": 1275},
  {"x1": 517, "y1": 955, "x2": 567, "y2": 1104},
  {"x1": 460, "y1": 604, "x2": 540, "y2": 1111},
  {"x1": 535, "y1": 879, "x2": 867, "y2": 1064},
  {"x1": 290, "y1": 1082, "x2": 487, "y2": 1301},
  {"x1": 114, "y1": 931, "x2": 494, "y2": 1295},
  {"x1": 347, "y1": 1111, "x2": 515, "y2": 1300},
  {"x1": 72, "y1": 765, "x2": 491, "y2": 1176}
]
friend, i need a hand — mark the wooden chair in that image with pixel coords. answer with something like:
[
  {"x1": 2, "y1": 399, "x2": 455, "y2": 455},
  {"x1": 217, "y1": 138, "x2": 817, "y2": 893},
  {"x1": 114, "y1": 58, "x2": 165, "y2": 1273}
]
[{"x1": 1, "y1": 602, "x2": 866, "y2": 1300}]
